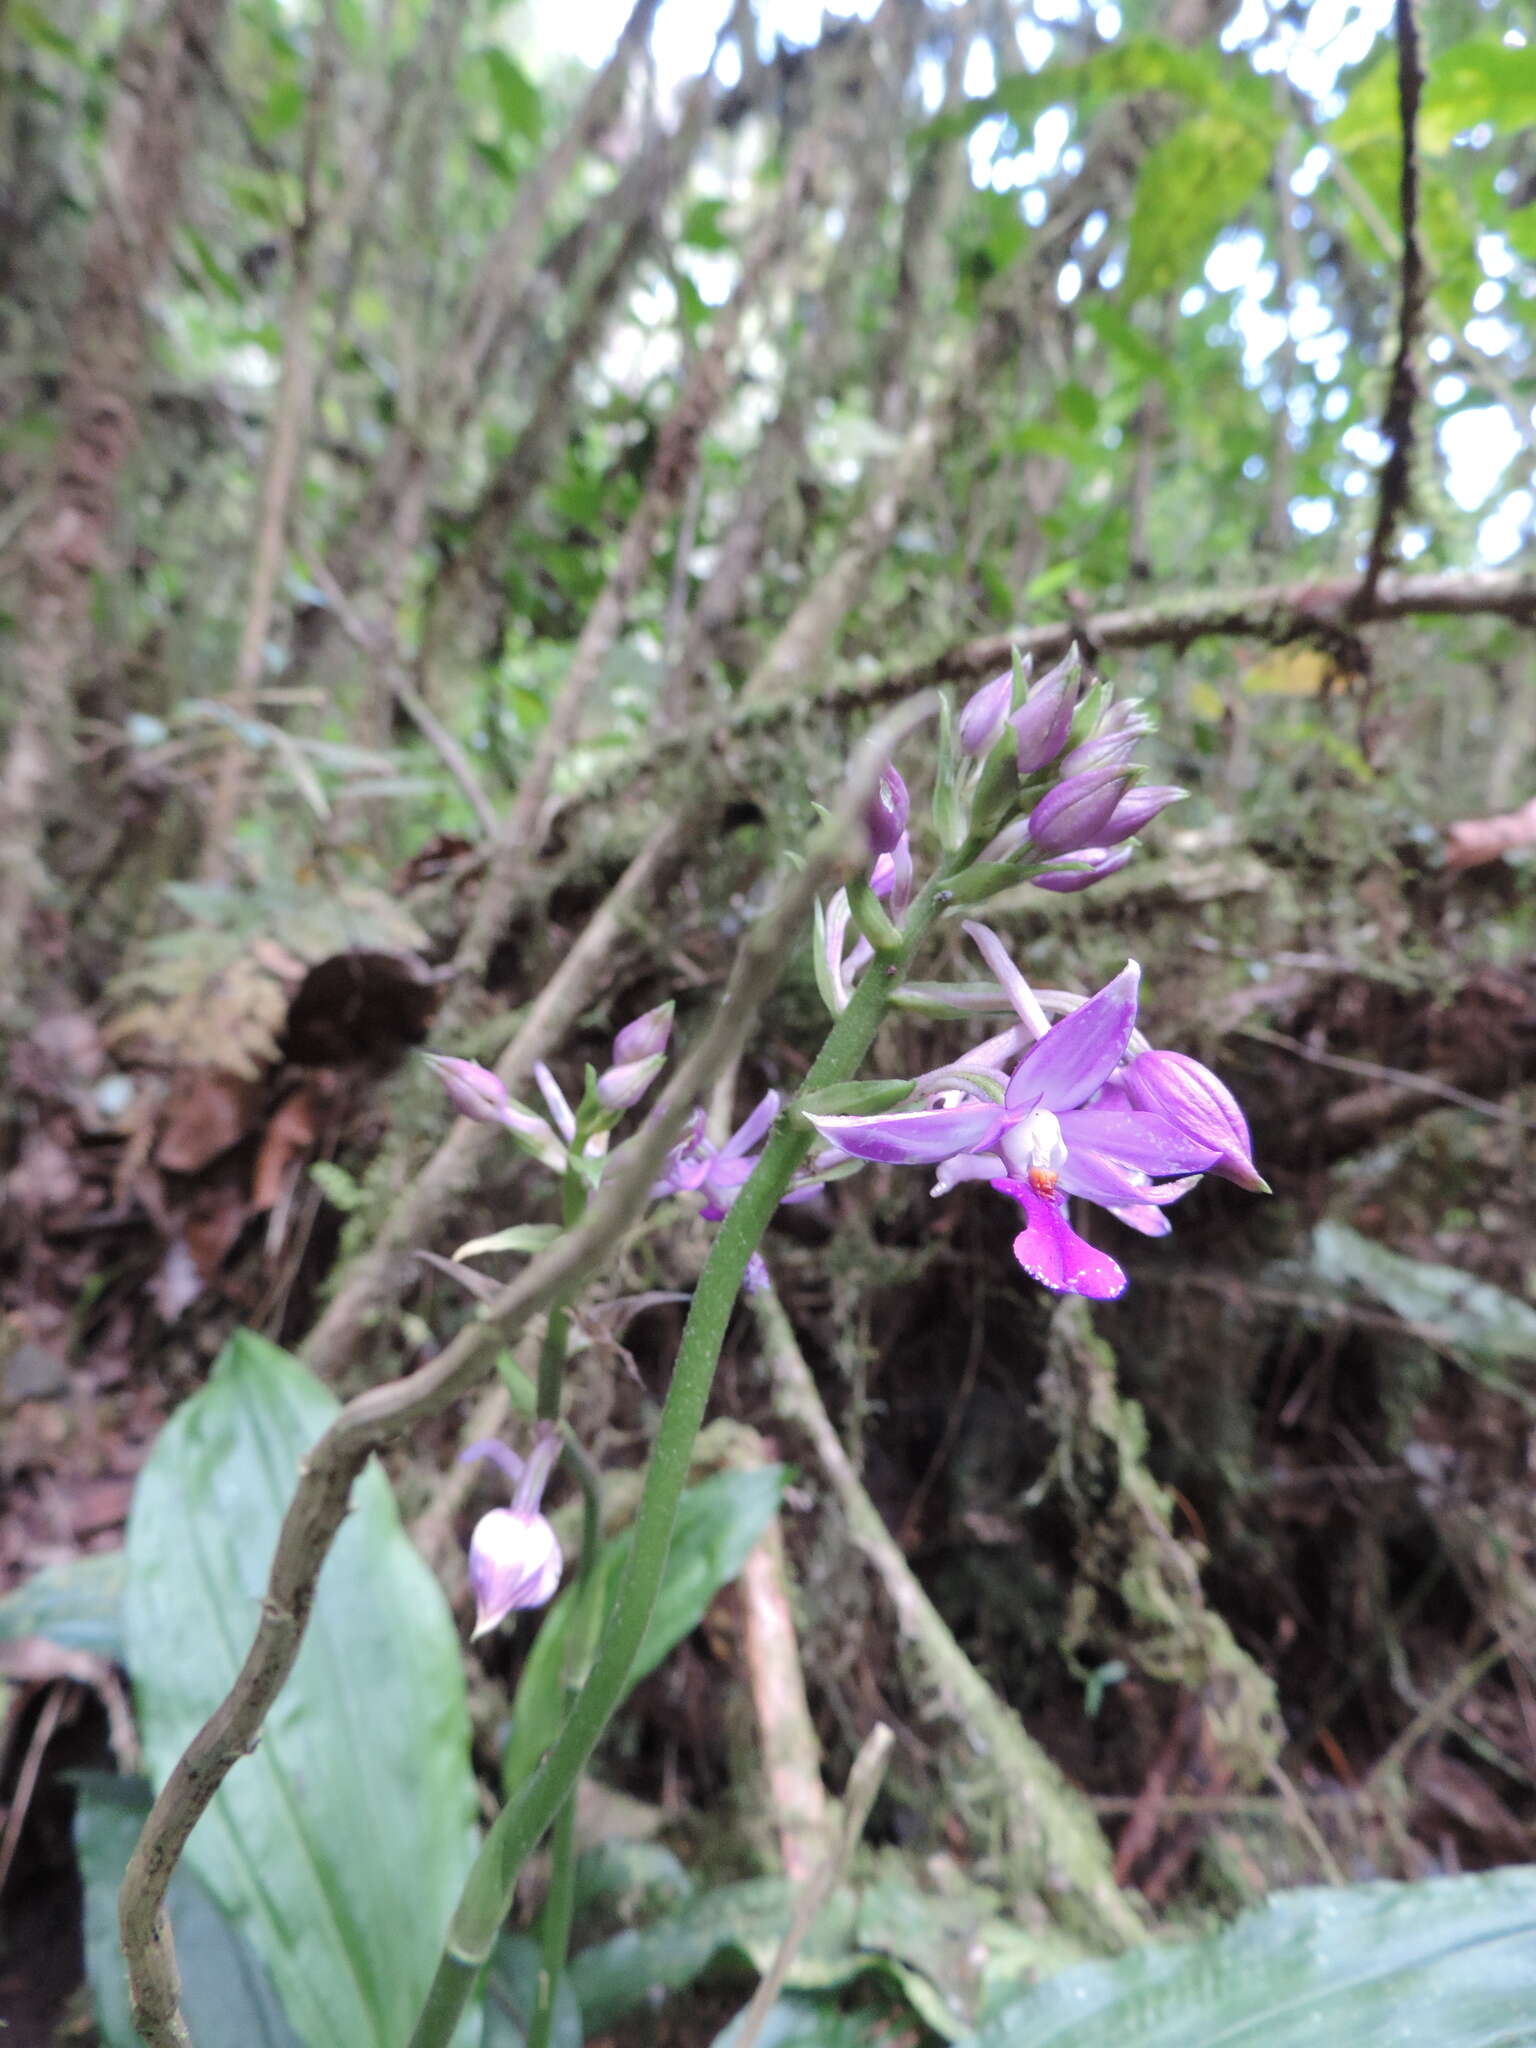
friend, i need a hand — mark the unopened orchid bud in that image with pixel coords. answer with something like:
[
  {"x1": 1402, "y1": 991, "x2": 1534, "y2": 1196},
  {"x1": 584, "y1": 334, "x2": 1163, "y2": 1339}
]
[
  {"x1": 1023, "y1": 767, "x2": 1132, "y2": 855},
  {"x1": 1098, "y1": 697, "x2": 1154, "y2": 739},
  {"x1": 612, "y1": 1001, "x2": 674, "y2": 1066},
  {"x1": 1010, "y1": 647, "x2": 1080, "y2": 774},
  {"x1": 467, "y1": 1510, "x2": 562, "y2": 1637},
  {"x1": 1057, "y1": 729, "x2": 1139, "y2": 778},
  {"x1": 865, "y1": 766, "x2": 910, "y2": 856},
  {"x1": 596, "y1": 1053, "x2": 665, "y2": 1114},
  {"x1": 424, "y1": 1054, "x2": 513, "y2": 1124},
  {"x1": 957, "y1": 669, "x2": 1014, "y2": 757},
  {"x1": 1029, "y1": 844, "x2": 1135, "y2": 893},
  {"x1": 461, "y1": 1432, "x2": 564, "y2": 1638},
  {"x1": 425, "y1": 1054, "x2": 549, "y2": 1144},
  {"x1": 1098, "y1": 783, "x2": 1187, "y2": 846},
  {"x1": 1121, "y1": 1049, "x2": 1269, "y2": 1191}
]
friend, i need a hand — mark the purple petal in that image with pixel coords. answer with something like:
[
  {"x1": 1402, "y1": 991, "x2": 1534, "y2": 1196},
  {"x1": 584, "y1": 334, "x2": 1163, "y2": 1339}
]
[
  {"x1": 1058, "y1": 1106, "x2": 1219, "y2": 1176},
  {"x1": 1120, "y1": 1050, "x2": 1268, "y2": 1191},
  {"x1": 1099, "y1": 784, "x2": 1187, "y2": 847},
  {"x1": 958, "y1": 669, "x2": 1014, "y2": 756},
  {"x1": 931, "y1": 1149, "x2": 1004, "y2": 1195},
  {"x1": 1024, "y1": 768, "x2": 1131, "y2": 856},
  {"x1": 1109, "y1": 1202, "x2": 1173, "y2": 1238},
  {"x1": 1029, "y1": 844, "x2": 1135, "y2": 894},
  {"x1": 808, "y1": 1101, "x2": 1005, "y2": 1166},
  {"x1": 995, "y1": 1179, "x2": 1126, "y2": 1300},
  {"x1": 1004, "y1": 963, "x2": 1141, "y2": 1114},
  {"x1": 719, "y1": 1091, "x2": 781, "y2": 1160},
  {"x1": 1060, "y1": 1151, "x2": 1200, "y2": 1208},
  {"x1": 533, "y1": 1062, "x2": 577, "y2": 1143},
  {"x1": 865, "y1": 765, "x2": 910, "y2": 855}
]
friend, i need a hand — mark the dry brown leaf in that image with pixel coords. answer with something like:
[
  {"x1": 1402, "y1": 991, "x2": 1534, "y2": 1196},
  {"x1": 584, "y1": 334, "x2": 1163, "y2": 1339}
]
[
  {"x1": 1444, "y1": 795, "x2": 1536, "y2": 871},
  {"x1": 251, "y1": 1085, "x2": 319, "y2": 1214},
  {"x1": 153, "y1": 1067, "x2": 262, "y2": 1173}
]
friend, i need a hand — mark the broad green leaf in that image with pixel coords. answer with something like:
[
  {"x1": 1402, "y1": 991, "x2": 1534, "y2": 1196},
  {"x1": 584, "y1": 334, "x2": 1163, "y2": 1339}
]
[
  {"x1": 75, "y1": 1774, "x2": 302, "y2": 2048},
  {"x1": 479, "y1": 49, "x2": 543, "y2": 142},
  {"x1": 571, "y1": 1874, "x2": 1084, "y2": 2038},
  {"x1": 0, "y1": 1551, "x2": 124, "y2": 1658},
  {"x1": 1420, "y1": 39, "x2": 1536, "y2": 152},
  {"x1": 1124, "y1": 115, "x2": 1274, "y2": 301},
  {"x1": 502, "y1": 1467, "x2": 786, "y2": 1793},
  {"x1": 481, "y1": 1933, "x2": 583, "y2": 2048},
  {"x1": 974, "y1": 1867, "x2": 1536, "y2": 2047},
  {"x1": 123, "y1": 1332, "x2": 481, "y2": 2048}
]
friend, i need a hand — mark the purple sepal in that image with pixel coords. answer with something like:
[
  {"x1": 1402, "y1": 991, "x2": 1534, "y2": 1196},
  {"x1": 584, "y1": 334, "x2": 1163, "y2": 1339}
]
[
  {"x1": 597, "y1": 1055, "x2": 665, "y2": 1114},
  {"x1": 1109, "y1": 1201, "x2": 1173, "y2": 1237},
  {"x1": 1056, "y1": 1107, "x2": 1219, "y2": 1177},
  {"x1": 612, "y1": 1002, "x2": 674, "y2": 1065},
  {"x1": 957, "y1": 669, "x2": 1014, "y2": 757},
  {"x1": 1030, "y1": 845, "x2": 1135, "y2": 893},
  {"x1": 809, "y1": 1099, "x2": 1006, "y2": 1166},
  {"x1": 1024, "y1": 767, "x2": 1133, "y2": 856},
  {"x1": 1121, "y1": 1049, "x2": 1268, "y2": 1190},
  {"x1": 996, "y1": 1179, "x2": 1127, "y2": 1300},
  {"x1": 1099, "y1": 784, "x2": 1187, "y2": 846},
  {"x1": 1010, "y1": 648, "x2": 1081, "y2": 773},
  {"x1": 1004, "y1": 962, "x2": 1140, "y2": 1113},
  {"x1": 1057, "y1": 730, "x2": 1139, "y2": 777},
  {"x1": 865, "y1": 765, "x2": 910, "y2": 856}
]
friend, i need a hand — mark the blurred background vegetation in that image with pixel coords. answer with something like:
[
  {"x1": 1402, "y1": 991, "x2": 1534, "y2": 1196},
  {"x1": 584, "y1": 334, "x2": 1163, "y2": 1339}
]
[{"x1": 2, "y1": 0, "x2": 1535, "y2": 2039}]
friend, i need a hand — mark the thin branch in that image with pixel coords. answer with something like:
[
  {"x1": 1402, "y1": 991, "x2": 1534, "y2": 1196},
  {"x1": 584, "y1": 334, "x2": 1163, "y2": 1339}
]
[
  {"x1": 1353, "y1": 0, "x2": 1427, "y2": 615},
  {"x1": 306, "y1": 558, "x2": 499, "y2": 836},
  {"x1": 726, "y1": 1725, "x2": 894, "y2": 2048},
  {"x1": 1235, "y1": 1024, "x2": 1535, "y2": 1129},
  {"x1": 119, "y1": 699, "x2": 931, "y2": 2046}
]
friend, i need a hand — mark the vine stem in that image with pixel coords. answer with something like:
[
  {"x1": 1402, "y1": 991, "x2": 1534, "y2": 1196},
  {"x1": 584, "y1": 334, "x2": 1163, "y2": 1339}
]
[{"x1": 406, "y1": 879, "x2": 946, "y2": 2048}]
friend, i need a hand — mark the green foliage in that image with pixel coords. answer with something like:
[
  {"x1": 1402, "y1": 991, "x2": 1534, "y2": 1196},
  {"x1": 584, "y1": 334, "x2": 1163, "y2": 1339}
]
[
  {"x1": 75, "y1": 1775, "x2": 301, "y2": 2048},
  {"x1": 974, "y1": 1868, "x2": 1536, "y2": 2047},
  {"x1": 1123, "y1": 114, "x2": 1275, "y2": 302},
  {"x1": 123, "y1": 1332, "x2": 481, "y2": 2048},
  {"x1": 502, "y1": 1465, "x2": 787, "y2": 1793},
  {"x1": 0, "y1": 1551, "x2": 124, "y2": 1658}
]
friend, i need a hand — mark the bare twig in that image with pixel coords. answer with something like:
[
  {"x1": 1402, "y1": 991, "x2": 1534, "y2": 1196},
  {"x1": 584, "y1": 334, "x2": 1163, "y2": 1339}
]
[
  {"x1": 1353, "y1": 0, "x2": 1426, "y2": 615},
  {"x1": 445, "y1": 143, "x2": 816, "y2": 1004},
  {"x1": 726, "y1": 1724, "x2": 894, "y2": 2048},
  {"x1": 752, "y1": 1279, "x2": 1144, "y2": 1948},
  {"x1": 305, "y1": 810, "x2": 688, "y2": 1378},
  {"x1": 307, "y1": 558, "x2": 499, "y2": 836},
  {"x1": 119, "y1": 703, "x2": 930, "y2": 2047},
  {"x1": 1236, "y1": 1024, "x2": 1534, "y2": 1128},
  {"x1": 738, "y1": 1518, "x2": 833, "y2": 1880}
]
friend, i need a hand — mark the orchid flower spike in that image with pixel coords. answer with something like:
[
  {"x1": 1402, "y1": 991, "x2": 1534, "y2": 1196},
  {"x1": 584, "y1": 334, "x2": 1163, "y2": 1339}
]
[{"x1": 460, "y1": 1431, "x2": 564, "y2": 1638}]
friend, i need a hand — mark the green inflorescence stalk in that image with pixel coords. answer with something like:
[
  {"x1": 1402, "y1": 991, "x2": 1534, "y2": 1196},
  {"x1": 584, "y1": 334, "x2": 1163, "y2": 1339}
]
[{"x1": 406, "y1": 881, "x2": 944, "y2": 2048}]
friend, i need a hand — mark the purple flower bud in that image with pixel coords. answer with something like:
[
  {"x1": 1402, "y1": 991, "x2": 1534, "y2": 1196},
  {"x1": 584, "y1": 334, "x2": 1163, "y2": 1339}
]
[
  {"x1": 424, "y1": 1054, "x2": 515, "y2": 1125},
  {"x1": 1023, "y1": 767, "x2": 1132, "y2": 856},
  {"x1": 1010, "y1": 647, "x2": 1081, "y2": 774},
  {"x1": 1097, "y1": 784, "x2": 1187, "y2": 847},
  {"x1": 461, "y1": 1429, "x2": 565, "y2": 1638},
  {"x1": 865, "y1": 766, "x2": 909, "y2": 856},
  {"x1": 1057, "y1": 729, "x2": 1139, "y2": 777},
  {"x1": 957, "y1": 669, "x2": 1014, "y2": 756},
  {"x1": 1099, "y1": 697, "x2": 1154, "y2": 738},
  {"x1": 1029, "y1": 844, "x2": 1135, "y2": 893},
  {"x1": 612, "y1": 1001, "x2": 674, "y2": 1066},
  {"x1": 596, "y1": 1053, "x2": 665, "y2": 1114},
  {"x1": 1120, "y1": 1049, "x2": 1268, "y2": 1191},
  {"x1": 743, "y1": 1252, "x2": 772, "y2": 1295},
  {"x1": 466, "y1": 1510, "x2": 563, "y2": 1637}
]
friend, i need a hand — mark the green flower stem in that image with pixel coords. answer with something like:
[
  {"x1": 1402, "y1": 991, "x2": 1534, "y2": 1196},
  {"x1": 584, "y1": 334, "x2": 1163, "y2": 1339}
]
[
  {"x1": 535, "y1": 1306, "x2": 570, "y2": 1422},
  {"x1": 407, "y1": 882, "x2": 944, "y2": 2048}
]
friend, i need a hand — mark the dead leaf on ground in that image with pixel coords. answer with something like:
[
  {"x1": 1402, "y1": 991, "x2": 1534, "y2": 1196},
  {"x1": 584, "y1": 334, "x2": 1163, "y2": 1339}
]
[
  {"x1": 1444, "y1": 795, "x2": 1536, "y2": 871},
  {"x1": 251, "y1": 1084, "x2": 320, "y2": 1213},
  {"x1": 153, "y1": 1067, "x2": 262, "y2": 1173}
]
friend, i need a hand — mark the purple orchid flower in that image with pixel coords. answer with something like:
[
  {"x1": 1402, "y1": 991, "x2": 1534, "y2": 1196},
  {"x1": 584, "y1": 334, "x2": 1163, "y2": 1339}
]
[
  {"x1": 652, "y1": 1091, "x2": 781, "y2": 1220},
  {"x1": 807, "y1": 925, "x2": 1240, "y2": 1301},
  {"x1": 460, "y1": 1431, "x2": 564, "y2": 1638}
]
